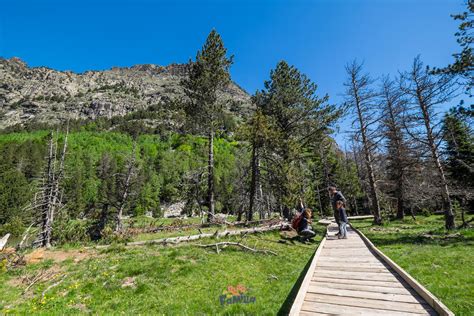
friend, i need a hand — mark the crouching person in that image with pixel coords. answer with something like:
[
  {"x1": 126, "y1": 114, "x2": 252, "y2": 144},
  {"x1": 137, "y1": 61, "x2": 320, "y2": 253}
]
[{"x1": 298, "y1": 208, "x2": 316, "y2": 241}]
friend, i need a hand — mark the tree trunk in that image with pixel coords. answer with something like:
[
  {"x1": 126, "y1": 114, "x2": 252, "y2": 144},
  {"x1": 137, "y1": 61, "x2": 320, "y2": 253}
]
[
  {"x1": 433, "y1": 154, "x2": 455, "y2": 229},
  {"x1": 354, "y1": 97, "x2": 382, "y2": 224},
  {"x1": 315, "y1": 182, "x2": 323, "y2": 217},
  {"x1": 248, "y1": 143, "x2": 259, "y2": 221},
  {"x1": 116, "y1": 148, "x2": 135, "y2": 232},
  {"x1": 257, "y1": 157, "x2": 264, "y2": 220},
  {"x1": 417, "y1": 94, "x2": 455, "y2": 229},
  {"x1": 207, "y1": 129, "x2": 215, "y2": 222},
  {"x1": 385, "y1": 97, "x2": 405, "y2": 220},
  {"x1": 40, "y1": 133, "x2": 55, "y2": 247},
  {"x1": 396, "y1": 175, "x2": 404, "y2": 219}
]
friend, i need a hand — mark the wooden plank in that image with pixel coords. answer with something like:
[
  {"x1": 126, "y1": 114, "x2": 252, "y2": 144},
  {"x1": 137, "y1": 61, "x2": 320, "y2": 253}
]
[
  {"x1": 313, "y1": 272, "x2": 401, "y2": 282},
  {"x1": 301, "y1": 301, "x2": 429, "y2": 316},
  {"x1": 304, "y1": 293, "x2": 435, "y2": 314},
  {"x1": 352, "y1": 225, "x2": 454, "y2": 316},
  {"x1": 323, "y1": 242, "x2": 367, "y2": 246},
  {"x1": 315, "y1": 269, "x2": 396, "y2": 278},
  {"x1": 323, "y1": 247, "x2": 372, "y2": 256},
  {"x1": 288, "y1": 236, "x2": 327, "y2": 316},
  {"x1": 324, "y1": 244, "x2": 367, "y2": 247},
  {"x1": 320, "y1": 256, "x2": 379, "y2": 261},
  {"x1": 326, "y1": 244, "x2": 374, "y2": 251},
  {"x1": 318, "y1": 265, "x2": 389, "y2": 271},
  {"x1": 315, "y1": 265, "x2": 391, "y2": 273},
  {"x1": 307, "y1": 285, "x2": 426, "y2": 304},
  {"x1": 299, "y1": 311, "x2": 335, "y2": 316},
  {"x1": 318, "y1": 256, "x2": 381, "y2": 262},
  {"x1": 321, "y1": 248, "x2": 373, "y2": 253},
  {"x1": 319, "y1": 250, "x2": 374, "y2": 254},
  {"x1": 317, "y1": 261, "x2": 387, "y2": 267},
  {"x1": 325, "y1": 240, "x2": 365, "y2": 244},
  {"x1": 312, "y1": 276, "x2": 407, "y2": 288},
  {"x1": 309, "y1": 281, "x2": 416, "y2": 295}
]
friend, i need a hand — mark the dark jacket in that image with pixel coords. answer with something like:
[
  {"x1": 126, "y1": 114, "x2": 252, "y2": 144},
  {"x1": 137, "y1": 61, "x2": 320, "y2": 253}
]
[
  {"x1": 339, "y1": 207, "x2": 348, "y2": 223},
  {"x1": 298, "y1": 217, "x2": 310, "y2": 232},
  {"x1": 331, "y1": 191, "x2": 347, "y2": 211}
]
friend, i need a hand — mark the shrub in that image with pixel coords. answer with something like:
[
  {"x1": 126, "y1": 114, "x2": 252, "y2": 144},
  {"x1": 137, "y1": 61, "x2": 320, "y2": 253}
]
[
  {"x1": 420, "y1": 208, "x2": 431, "y2": 217},
  {"x1": 0, "y1": 216, "x2": 25, "y2": 237},
  {"x1": 52, "y1": 219, "x2": 91, "y2": 245}
]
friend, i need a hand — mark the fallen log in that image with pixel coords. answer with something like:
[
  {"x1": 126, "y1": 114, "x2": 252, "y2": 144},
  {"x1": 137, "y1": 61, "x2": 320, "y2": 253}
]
[
  {"x1": 17, "y1": 224, "x2": 34, "y2": 250},
  {"x1": 89, "y1": 223, "x2": 288, "y2": 249},
  {"x1": 0, "y1": 233, "x2": 11, "y2": 251},
  {"x1": 125, "y1": 218, "x2": 281, "y2": 236},
  {"x1": 197, "y1": 242, "x2": 277, "y2": 255}
]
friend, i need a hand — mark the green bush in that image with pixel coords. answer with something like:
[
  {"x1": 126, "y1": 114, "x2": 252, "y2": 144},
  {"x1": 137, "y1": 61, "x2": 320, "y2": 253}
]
[
  {"x1": 420, "y1": 208, "x2": 432, "y2": 217},
  {"x1": 99, "y1": 226, "x2": 132, "y2": 244},
  {"x1": 52, "y1": 219, "x2": 91, "y2": 245},
  {"x1": 0, "y1": 216, "x2": 25, "y2": 237}
]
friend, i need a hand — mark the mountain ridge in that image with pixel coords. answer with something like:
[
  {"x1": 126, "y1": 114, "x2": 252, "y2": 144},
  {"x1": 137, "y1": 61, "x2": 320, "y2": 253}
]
[{"x1": 0, "y1": 57, "x2": 251, "y2": 130}]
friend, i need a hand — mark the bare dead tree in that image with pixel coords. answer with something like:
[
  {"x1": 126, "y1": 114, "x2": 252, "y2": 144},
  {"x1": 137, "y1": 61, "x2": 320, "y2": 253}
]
[
  {"x1": 400, "y1": 56, "x2": 459, "y2": 229},
  {"x1": 379, "y1": 75, "x2": 413, "y2": 219},
  {"x1": 115, "y1": 143, "x2": 138, "y2": 232},
  {"x1": 344, "y1": 61, "x2": 382, "y2": 224},
  {"x1": 33, "y1": 130, "x2": 68, "y2": 248}
]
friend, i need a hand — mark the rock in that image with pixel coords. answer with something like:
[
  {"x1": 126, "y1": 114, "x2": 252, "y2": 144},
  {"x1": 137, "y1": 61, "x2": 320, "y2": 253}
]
[
  {"x1": 0, "y1": 57, "x2": 252, "y2": 130},
  {"x1": 121, "y1": 277, "x2": 136, "y2": 288},
  {"x1": 212, "y1": 213, "x2": 229, "y2": 224},
  {"x1": 163, "y1": 201, "x2": 186, "y2": 218}
]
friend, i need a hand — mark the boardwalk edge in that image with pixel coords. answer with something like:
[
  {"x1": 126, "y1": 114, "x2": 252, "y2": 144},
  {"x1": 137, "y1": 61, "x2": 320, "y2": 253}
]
[
  {"x1": 289, "y1": 233, "x2": 327, "y2": 316},
  {"x1": 351, "y1": 224, "x2": 455, "y2": 316}
]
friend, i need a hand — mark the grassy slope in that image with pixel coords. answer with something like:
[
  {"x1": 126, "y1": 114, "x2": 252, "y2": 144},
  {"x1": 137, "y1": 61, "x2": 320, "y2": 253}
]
[
  {"x1": 0, "y1": 227, "x2": 322, "y2": 315},
  {"x1": 353, "y1": 215, "x2": 474, "y2": 316}
]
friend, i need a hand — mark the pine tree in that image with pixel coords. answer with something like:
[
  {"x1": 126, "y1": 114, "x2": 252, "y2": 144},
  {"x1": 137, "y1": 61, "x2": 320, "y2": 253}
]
[
  {"x1": 243, "y1": 107, "x2": 273, "y2": 221},
  {"x1": 182, "y1": 30, "x2": 233, "y2": 222},
  {"x1": 443, "y1": 106, "x2": 474, "y2": 188},
  {"x1": 255, "y1": 61, "x2": 340, "y2": 216},
  {"x1": 90, "y1": 152, "x2": 117, "y2": 240},
  {"x1": 443, "y1": 106, "x2": 474, "y2": 226},
  {"x1": 434, "y1": 0, "x2": 473, "y2": 95}
]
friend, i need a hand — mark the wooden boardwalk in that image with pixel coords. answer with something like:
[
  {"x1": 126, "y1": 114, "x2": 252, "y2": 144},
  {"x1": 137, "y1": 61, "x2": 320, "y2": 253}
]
[{"x1": 289, "y1": 223, "x2": 450, "y2": 316}]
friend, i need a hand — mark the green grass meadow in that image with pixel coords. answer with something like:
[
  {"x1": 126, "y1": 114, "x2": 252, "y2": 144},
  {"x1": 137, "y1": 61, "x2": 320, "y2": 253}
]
[{"x1": 0, "y1": 228, "x2": 322, "y2": 315}]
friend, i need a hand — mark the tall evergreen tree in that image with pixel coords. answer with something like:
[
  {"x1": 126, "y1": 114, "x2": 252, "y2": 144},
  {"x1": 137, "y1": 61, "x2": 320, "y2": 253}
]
[
  {"x1": 182, "y1": 30, "x2": 233, "y2": 222},
  {"x1": 244, "y1": 107, "x2": 273, "y2": 221},
  {"x1": 434, "y1": 0, "x2": 473, "y2": 95},
  {"x1": 255, "y1": 61, "x2": 340, "y2": 216},
  {"x1": 443, "y1": 106, "x2": 474, "y2": 188}
]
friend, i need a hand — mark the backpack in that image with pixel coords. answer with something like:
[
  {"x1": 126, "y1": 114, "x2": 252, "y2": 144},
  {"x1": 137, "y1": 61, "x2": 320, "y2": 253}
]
[{"x1": 291, "y1": 212, "x2": 303, "y2": 230}]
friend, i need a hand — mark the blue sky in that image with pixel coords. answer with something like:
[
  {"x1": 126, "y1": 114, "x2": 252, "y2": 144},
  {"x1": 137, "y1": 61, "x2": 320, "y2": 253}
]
[{"x1": 0, "y1": 0, "x2": 466, "y2": 145}]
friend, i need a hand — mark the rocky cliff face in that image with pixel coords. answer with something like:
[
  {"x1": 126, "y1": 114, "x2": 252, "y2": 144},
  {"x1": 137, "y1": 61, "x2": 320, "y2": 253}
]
[{"x1": 0, "y1": 57, "x2": 251, "y2": 129}]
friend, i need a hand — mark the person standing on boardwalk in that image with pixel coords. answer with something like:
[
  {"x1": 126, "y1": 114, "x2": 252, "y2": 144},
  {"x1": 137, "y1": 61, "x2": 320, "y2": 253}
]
[
  {"x1": 328, "y1": 186, "x2": 347, "y2": 232},
  {"x1": 336, "y1": 200, "x2": 348, "y2": 239}
]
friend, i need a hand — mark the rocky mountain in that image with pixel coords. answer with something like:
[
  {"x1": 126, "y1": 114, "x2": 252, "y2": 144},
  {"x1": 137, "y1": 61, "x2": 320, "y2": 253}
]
[{"x1": 0, "y1": 57, "x2": 251, "y2": 130}]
